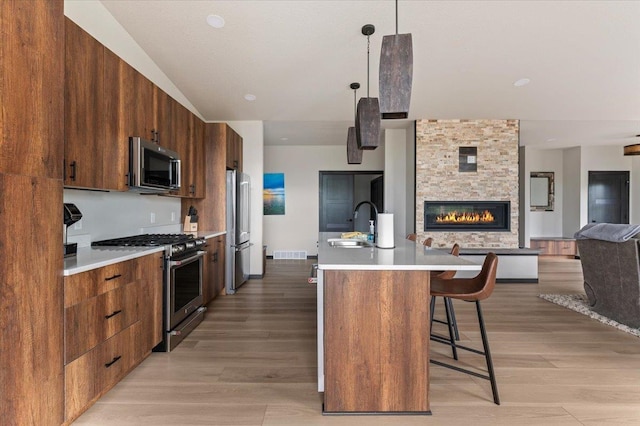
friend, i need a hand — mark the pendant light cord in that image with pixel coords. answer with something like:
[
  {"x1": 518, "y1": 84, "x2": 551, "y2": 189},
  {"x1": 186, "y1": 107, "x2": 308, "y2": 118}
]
[
  {"x1": 353, "y1": 88, "x2": 357, "y2": 120},
  {"x1": 396, "y1": 0, "x2": 399, "y2": 35},
  {"x1": 366, "y1": 34, "x2": 370, "y2": 97}
]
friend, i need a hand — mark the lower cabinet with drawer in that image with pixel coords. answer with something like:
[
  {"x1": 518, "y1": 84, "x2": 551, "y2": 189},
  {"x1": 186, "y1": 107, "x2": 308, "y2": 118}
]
[
  {"x1": 63, "y1": 252, "x2": 163, "y2": 423},
  {"x1": 530, "y1": 238, "x2": 577, "y2": 257}
]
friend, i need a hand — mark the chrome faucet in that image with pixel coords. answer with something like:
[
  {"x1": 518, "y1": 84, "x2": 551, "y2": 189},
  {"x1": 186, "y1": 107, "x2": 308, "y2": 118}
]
[{"x1": 353, "y1": 201, "x2": 379, "y2": 242}]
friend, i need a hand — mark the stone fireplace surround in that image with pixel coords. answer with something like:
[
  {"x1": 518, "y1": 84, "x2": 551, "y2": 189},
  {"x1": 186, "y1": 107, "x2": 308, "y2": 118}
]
[{"x1": 415, "y1": 119, "x2": 519, "y2": 248}]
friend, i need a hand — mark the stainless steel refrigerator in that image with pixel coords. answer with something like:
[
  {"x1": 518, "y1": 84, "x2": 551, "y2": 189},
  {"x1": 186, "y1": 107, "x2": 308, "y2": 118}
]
[{"x1": 226, "y1": 170, "x2": 251, "y2": 294}]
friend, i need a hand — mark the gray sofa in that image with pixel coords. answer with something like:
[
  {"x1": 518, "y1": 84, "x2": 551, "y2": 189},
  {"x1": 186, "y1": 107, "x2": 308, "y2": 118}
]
[{"x1": 577, "y1": 238, "x2": 640, "y2": 328}]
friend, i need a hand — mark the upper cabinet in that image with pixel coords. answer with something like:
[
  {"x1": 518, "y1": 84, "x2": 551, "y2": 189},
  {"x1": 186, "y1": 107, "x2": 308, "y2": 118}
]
[
  {"x1": 226, "y1": 125, "x2": 243, "y2": 171},
  {"x1": 64, "y1": 18, "x2": 204, "y2": 196},
  {"x1": 64, "y1": 18, "x2": 128, "y2": 191},
  {"x1": 1, "y1": 0, "x2": 63, "y2": 179}
]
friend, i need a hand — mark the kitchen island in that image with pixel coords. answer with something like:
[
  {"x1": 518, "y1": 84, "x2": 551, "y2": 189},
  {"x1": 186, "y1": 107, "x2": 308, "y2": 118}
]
[{"x1": 316, "y1": 232, "x2": 482, "y2": 415}]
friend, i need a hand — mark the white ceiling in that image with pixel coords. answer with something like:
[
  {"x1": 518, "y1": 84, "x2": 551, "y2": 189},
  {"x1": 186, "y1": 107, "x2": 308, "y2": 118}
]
[{"x1": 99, "y1": 0, "x2": 640, "y2": 148}]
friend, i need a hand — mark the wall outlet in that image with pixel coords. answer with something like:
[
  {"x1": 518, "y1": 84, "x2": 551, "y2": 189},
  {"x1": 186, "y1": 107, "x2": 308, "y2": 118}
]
[
  {"x1": 150, "y1": 212, "x2": 156, "y2": 223},
  {"x1": 74, "y1": 220, "x2": 82, "y2": 230},
  {"x1": 171, "y1": 212, "x2": 176, "y2": 222}
]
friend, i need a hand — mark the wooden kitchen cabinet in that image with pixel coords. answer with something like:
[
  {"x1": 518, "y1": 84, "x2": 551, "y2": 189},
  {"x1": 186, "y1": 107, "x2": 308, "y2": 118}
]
[
  {"x1": 65, "y1": 322, "x2": 141, "y2": 423},
  {"x1": 135, "y1": 252, "x2": 164, "y2": 359},
  {"x1": 118, "y1": 59, "x2": 156, "y2": 143},
  {"x1": 530, "y1": 238, "x2": 577, "y2": 257},
  {"x1": 64, "y1": 18, "x2": 128, "y2": 191},
  {"x1": 63, "y1": 253, "x2": 163, "y2": 423},
  {"x1": 1, "y1": 1, "x2": 65, "y2": 424},
  {"x1": 226, "y1": 124, "x2": 243, "y2": 170},
  {"x1": 204, "y1": 235, "x2": 226, "y2": 303}
]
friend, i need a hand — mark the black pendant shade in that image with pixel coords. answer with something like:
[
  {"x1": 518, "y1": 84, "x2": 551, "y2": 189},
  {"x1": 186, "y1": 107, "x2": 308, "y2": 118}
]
[
  {"x1": 356, "y1": 97, "x2": 381, "y2": 150},
  {"x1": 347, "y1": 126, "x2": 362, "y2": 164},
  {"x1": 379, "y1": 33, "x2": 413, "y2": 119}
]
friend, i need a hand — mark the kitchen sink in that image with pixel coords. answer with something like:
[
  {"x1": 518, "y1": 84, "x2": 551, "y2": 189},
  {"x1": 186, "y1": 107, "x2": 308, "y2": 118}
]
[{"x1": 327, "y1": 238, "x2": 372, "y2": 248}]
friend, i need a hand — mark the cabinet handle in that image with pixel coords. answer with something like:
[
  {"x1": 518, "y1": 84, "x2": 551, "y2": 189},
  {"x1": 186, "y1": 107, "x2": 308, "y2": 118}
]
[
  {"x1": 105, "y1": 274, "x2": 122, "y2": 281},
  {"x1": 151, "y1": 129, "x2": 156, "y2": 142},
  {"x1": 212, "y1": 252, "x2": 218, "y2": 263},
  {"x1": 233, "y1": 160, "x2": 238, "y2": 169},
  {"x1": 104, "y1": 355, "x2": 122, "y2": 368},
  {"x1": 105, "y1": 309, "x2": 122, "y2": 319},
  {"x1": 70, "y1": 161, "x2": 77, "y2": 181}
]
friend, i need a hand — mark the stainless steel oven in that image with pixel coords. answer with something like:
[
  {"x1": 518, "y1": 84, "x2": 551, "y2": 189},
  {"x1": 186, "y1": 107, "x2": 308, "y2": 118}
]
[{"x1": 167, "y1": 248, "x2": 206, "y2": 347}]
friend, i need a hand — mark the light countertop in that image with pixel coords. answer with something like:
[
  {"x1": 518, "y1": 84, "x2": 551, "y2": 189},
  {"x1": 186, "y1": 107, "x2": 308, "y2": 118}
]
[
  {"x1": 63, "y1": 230, "x2": 226, "y2": 276},
  {"x1": 317, "y1": 232, "x2": 482, "y2": 271}
]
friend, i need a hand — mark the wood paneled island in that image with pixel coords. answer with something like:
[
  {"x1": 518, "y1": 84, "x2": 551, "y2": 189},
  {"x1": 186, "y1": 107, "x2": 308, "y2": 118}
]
[{"x1": 316, "y1": 233, "x2": 481, "y2": 414}]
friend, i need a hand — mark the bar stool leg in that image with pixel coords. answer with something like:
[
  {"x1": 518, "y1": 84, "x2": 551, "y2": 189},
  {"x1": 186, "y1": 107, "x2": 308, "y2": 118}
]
[
  {"x1": 444, "y1": 297, "x2": 458, "y2": 360},
  {"x1": 446, "y1": 297, "x2": 460, "y2": 340},
  {"x1": 430, "y1": 296, "x2": 436, "y2": 331},
  {"x1": 475, "y1": 301, "x2": 500, "y2": 405}
]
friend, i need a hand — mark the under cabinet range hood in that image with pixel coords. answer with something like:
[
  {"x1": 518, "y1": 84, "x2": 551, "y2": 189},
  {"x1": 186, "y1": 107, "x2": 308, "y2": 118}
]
[{"x1": 128, "y1": 137, "x2": 181, "y2": 192}]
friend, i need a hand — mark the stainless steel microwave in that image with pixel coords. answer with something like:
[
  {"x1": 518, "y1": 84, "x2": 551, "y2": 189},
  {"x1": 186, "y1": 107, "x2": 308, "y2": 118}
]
[{"x1": 129, "y1": 136, "x2": 181, "y2": 191}]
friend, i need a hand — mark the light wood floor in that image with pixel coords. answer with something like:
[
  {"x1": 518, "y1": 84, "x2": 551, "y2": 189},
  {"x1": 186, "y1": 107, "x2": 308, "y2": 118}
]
[{"x1": 74, "y1": 257, "x2": 640, "y2": 425}]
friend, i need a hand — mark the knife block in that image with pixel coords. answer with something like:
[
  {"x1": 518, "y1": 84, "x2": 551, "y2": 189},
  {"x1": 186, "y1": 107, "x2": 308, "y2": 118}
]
[{"x1": 183, "y1": 215, "x2": 198, "y2": 235}]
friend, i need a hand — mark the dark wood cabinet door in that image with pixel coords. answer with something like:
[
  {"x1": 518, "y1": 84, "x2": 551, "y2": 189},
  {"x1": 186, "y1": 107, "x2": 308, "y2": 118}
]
[
  {"x1": 135, "y1": 253, "x2": 163, "y2": 359},
  {"x1": 102, "y1": 47, "x2": 129, "y2": 191},
  {"x1": 191, "y1": 115, "x2": 206, "y2": 198},
  {"x1": 64, "y1": 18, "x2": 104, "y2": 188},
  {"x1": 1, "y1": 0, "x2": 64, "y2": 179},
  {"x1": 154, "y1": 86, "x2": 174, "y2": 148},
  {"x1": 119, "y1": 61, "x2": 155, "y2": 142},
  {"x1": 0, "y1": 174, "x2": 64, "y2": 425}
]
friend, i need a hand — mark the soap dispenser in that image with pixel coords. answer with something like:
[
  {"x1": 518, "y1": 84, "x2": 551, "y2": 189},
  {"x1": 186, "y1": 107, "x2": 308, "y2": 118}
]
[{"x1": 368, "y1": 220, "x2": 375, "y2": 243}]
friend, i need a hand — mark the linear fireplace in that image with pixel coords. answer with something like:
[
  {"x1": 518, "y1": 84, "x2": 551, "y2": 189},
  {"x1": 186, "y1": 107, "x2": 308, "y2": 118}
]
[{"x1": 424, "y1": 201, "x2": 510, "y2": 232}]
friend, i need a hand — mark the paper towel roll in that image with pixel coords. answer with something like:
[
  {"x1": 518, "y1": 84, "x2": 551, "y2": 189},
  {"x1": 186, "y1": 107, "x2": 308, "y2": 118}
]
[{"x1": 376, "y1": 213, "x2": 395, "y2": 249}]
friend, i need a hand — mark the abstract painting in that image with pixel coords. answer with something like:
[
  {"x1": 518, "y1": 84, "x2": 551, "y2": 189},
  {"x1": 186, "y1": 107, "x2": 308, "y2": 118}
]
[{"x1": 263, "y1": 173, "x2": 285, "y2": 215}]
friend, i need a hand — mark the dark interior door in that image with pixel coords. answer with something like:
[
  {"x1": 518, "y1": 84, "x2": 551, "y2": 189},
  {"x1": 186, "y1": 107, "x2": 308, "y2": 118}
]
[
  {"x1": 588, "y1": 171, "x2": 629, "y2": 224},
  {"x1": 370, "y1": 176, "x2": 384, "y2": 214},
  {"x1": 320, "y1": 174, "x2": 354, "y2": 232}
]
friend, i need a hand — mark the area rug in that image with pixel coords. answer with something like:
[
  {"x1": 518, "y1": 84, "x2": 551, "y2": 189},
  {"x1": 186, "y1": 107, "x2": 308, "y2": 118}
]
[{"x1": 538, "y1": 293, "x2": 640, "y2": 338}]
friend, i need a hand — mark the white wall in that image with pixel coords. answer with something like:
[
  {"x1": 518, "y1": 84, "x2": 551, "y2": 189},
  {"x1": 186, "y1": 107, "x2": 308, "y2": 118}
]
[
  {"x1": 632, "y1": 157, "x2": 640, "y2": 224},
  {"x1": 263, "y1": 145, "x2": 385, "y2": 256},
  {"x1": 527, "y1": 148, "x2": 564, "y2": 237},
  {"x1": 384, "y1": 129, "x2": 408, "y2": 237},
  {"x1": 406, "y1": 123, "x2": 416, "y2": 234},
  {"x1": 562, "y1": 147, "x2": 582, "y2": 238},
  {"x1": 227, "y1": 121, "x2": 264, "y2": 276}
]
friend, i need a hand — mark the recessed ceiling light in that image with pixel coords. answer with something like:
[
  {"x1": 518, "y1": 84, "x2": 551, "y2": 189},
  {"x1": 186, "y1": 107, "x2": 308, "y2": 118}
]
[
  {"x1": 281, "y1": 137, "x2": 289, "y2": 141},
  {"x1": 206, "y1": 14, "x2": 225, "y2": 28},
  {"x1": 244, "y1": 94, "x2": 256, "y2": 101},
  {"x1": 513, "y1": 78, "x2": 531, "y2": 87},
  {"x1": 546, "y1": 138, "x2": 557, "y2": 142}
]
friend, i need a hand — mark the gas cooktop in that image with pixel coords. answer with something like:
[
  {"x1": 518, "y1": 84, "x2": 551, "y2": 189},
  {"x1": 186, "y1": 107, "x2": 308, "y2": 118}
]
[{"x1": 92, "y1": 233, "x2": 196, "y2": 247}]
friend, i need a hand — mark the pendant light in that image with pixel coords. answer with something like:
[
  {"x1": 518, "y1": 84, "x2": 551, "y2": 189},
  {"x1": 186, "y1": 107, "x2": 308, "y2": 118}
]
[
  {"x1": 356, "y1": 24, "x2": 381, "y2": 150},
  {"x1": 347, "y1": 82, "x2": 363, "y2": 164},
  {"x1": 379, "y1": 0, "x2": 413, "y2": 119},
  {"x1": 624, "y1": 137, "x2": 640, "y2": 155}
]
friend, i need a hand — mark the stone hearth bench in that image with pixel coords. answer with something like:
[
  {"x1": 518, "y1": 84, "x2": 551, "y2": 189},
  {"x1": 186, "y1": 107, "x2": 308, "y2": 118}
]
[{"x1": 452, "y1": 247, "x2": 539, "y2": 283}]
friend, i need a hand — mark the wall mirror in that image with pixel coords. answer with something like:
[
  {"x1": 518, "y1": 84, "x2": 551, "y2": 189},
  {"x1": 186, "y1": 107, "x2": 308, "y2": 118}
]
[{"x1": 530, "y1": 172, "x2": 554, "y2": 211}]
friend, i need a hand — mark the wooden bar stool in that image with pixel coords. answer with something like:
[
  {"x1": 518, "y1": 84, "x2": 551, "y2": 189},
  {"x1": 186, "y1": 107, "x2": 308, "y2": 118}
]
[
  {"x1": 406, "y1": 233, "x2": 417, "y2": 241},
  {"x1": 423, "y1": 237, "x2": 433, "y2": 247},
  {"x1": 429, "y1": 252, "x2": 500, "y2": 405}
]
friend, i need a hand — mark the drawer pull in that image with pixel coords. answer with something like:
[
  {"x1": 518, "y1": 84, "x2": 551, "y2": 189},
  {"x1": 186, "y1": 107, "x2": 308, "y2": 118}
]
[
  {"x1": 105, "y1": 274, "x2": 122, "y2": 281},
  {"x1": 105, "y1": 309, "x2": 122, "y2": 319},
  {"x1": 105, "y1": 355, "x2": 122, "y2": 368}
]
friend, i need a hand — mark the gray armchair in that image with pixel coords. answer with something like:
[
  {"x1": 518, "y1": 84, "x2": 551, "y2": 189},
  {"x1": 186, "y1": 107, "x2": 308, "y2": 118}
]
[{"x1": 577, "y1": 238, "x2": 640, "y2": 328}]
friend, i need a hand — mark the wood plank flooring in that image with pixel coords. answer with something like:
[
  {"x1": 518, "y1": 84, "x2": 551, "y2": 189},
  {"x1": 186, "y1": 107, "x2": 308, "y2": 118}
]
[{"x1": 74, "y1": 257, "x2": 640, "y2": 425}]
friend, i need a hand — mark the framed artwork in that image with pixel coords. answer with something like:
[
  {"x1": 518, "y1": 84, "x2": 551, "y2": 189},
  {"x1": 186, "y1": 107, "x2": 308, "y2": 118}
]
[
  {"x1": 459, "y1": 146, "x2": 477, "y2": 172},
  {"x1": 530, "y1": 171, "x2": 554, "y2": 211},
  {"x1": 263, "y1": 173, "x2": 285, "y2": 215}
]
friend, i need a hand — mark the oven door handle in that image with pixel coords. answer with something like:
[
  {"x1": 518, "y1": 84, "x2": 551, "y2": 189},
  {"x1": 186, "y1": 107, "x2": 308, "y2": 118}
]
[{"x1": 169, "y1": 250, "x2": 206, "y2": 267}]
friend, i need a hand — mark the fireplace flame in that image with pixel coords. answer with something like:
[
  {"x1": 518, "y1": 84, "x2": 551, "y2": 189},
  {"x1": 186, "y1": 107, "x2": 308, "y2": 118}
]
[{"x1": 435, "y1": 210, "x2": 495, "y2": 224}]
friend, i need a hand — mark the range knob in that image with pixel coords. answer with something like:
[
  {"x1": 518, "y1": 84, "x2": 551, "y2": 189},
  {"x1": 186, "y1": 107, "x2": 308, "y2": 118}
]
[
  {"x1": 185, "y1": 241, "x2": 196, "y2": 250},
  {"x1": 172, "y1": 244, "x2": 185, "y2": 255}
]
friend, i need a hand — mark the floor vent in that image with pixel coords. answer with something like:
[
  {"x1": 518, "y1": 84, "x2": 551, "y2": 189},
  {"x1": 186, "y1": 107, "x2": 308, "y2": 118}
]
[{"x1": 273, "y1": 250, "x2": 307, "y2": 260}]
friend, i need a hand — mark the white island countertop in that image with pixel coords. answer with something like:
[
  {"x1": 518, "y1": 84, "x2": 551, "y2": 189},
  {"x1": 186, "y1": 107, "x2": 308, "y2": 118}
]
[{"x1": 317, "y1": 232, "x2": 482, "y2": 271}]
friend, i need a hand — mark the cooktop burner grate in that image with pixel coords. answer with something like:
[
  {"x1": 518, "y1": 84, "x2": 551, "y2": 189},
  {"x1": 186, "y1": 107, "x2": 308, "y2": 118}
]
[{"x1": 92, "y1": 233, "x2": 195, "y2": 247}]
